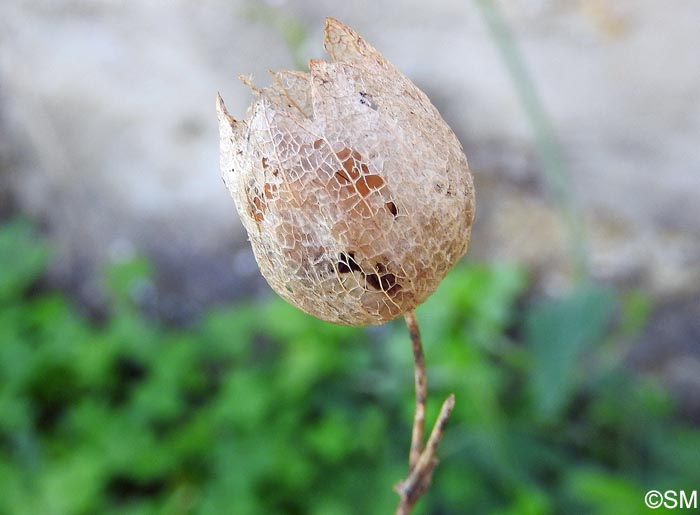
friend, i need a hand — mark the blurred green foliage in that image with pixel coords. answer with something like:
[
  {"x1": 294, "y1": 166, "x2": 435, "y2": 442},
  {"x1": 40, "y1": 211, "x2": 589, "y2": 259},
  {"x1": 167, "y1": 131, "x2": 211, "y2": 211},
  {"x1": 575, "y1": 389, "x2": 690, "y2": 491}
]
[{"x1": 0, "y1": 217, "x2": 698, "y2": 515}]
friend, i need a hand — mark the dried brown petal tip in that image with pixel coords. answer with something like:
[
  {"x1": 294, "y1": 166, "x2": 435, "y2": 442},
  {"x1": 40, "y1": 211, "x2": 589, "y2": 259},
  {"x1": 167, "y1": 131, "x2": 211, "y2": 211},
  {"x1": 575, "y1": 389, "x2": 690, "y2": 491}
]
[{"x1": 217, "y1": 18, "x2": 475, "y2": 326}]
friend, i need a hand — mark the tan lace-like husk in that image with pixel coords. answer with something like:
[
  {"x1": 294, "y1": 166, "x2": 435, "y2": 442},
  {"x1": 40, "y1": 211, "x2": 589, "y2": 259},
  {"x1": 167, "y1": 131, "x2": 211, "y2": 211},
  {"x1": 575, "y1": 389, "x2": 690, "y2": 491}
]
[{"x1": 217, "y1": 18, "x2": 475, "y2": 326}]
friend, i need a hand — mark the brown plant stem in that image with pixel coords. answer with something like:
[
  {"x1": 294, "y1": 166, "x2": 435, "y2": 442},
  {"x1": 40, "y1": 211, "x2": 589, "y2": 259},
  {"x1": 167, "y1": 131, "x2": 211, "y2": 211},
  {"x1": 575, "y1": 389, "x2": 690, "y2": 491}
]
[
  {"x1": 404, "y1": 310, "x2": 427, "y2": 470},
  {"x1": 394, "y1": 311, "x2": 455, "y2": 515}
]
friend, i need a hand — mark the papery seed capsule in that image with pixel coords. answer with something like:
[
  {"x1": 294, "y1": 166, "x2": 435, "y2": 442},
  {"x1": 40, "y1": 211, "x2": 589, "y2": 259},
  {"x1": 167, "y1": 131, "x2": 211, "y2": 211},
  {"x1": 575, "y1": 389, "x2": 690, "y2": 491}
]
[{"x1": 217, "y1": 18, "x2": 475, "y2": 326}]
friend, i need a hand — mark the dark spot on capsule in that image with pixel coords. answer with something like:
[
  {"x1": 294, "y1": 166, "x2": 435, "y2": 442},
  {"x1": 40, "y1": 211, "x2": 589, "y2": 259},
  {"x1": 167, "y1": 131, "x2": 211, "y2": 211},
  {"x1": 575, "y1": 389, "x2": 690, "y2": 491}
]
[
  {"x1": 359, "y1": 91, "x2": 378, "y2": 110},
  {"x1": 365, "y1": 273, "x2": 381, "y2": 291},
  {"x1": 337, "y1": 252, "x2": 362, "y2": 274},
  {"x1": 380, "y1": 272, "x2": 397, "y2": 291},
  {"x1": 365, "y1": 272, "x2": 399, "y2": 293},
  {"x1": 387, "y1": 282, "x2": 402, "y2": 296},
  {"x1": 364, "y1": 262, "x2": 400, "y2": 295}
]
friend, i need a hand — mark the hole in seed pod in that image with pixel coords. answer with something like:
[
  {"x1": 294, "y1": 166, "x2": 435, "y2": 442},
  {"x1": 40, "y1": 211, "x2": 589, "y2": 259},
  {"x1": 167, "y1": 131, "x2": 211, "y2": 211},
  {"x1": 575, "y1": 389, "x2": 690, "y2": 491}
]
[
  {"x1": 337, "y1": 252, "x2": 362, "y2": 273},
  {"x1": 380, "y1": 273, "x2": 398, "y2": 291},
  {"x1": 365, "y1": 273, "x2": 381, "y2": 291},
  {"x1": 313, "y1": 139, "x2": 324, "y2": 149},
  {"x1": 261, "y1": 157, "x2": 268, "y2": 168},
  {"x1": 385, "y1": 201, "x2": 398, "y2": 216},
  {"x1": 364, "y1": 262, "x2": 402, "y2": 296},
  {"x1": 365, "y1": 272, "x2": 401, "y2": 294},
  {"x1": 387, "y1": 282, "x2": 403, "y2": 296}
]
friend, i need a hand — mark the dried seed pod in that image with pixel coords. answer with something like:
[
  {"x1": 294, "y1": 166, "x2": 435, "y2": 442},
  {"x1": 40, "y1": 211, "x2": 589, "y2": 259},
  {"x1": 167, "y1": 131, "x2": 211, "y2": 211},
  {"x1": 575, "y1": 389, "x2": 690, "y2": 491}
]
[{"x1": 217, "y1": 18, "x2": 475, "y2": 326}]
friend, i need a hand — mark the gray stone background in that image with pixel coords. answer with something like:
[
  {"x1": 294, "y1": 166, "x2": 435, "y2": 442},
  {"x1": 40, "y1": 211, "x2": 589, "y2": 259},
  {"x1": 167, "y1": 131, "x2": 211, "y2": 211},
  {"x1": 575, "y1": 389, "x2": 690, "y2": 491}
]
[{"x1": 1, "y1": 0, "x2": 698, "y2": 388}]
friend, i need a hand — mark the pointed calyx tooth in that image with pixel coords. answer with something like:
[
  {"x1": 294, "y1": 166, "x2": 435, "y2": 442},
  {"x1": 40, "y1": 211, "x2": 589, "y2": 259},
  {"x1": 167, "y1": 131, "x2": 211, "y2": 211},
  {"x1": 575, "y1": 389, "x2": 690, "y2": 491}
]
[
  {"x1": 323, "y1": 17, "x2": 375, "y2": 64},
  {"x1": 216, "y1": 17, "x2": 475, "y2": 326},
  {"x1": 215, "y1": 92, "x2": 236, "y2": 125}
]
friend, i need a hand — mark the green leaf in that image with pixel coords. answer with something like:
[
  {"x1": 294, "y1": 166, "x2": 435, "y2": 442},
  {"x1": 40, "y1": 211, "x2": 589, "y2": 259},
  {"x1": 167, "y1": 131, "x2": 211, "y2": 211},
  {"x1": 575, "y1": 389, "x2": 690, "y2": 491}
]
[
  {"x1": 104, "y1": 256, "x2": 153, "y2": 309},
  {"x1": 418, "y1": 262, "x2": 527, "y2": 345},
  {"x1": 492, "y1": 487, "x2": 551, "y2": 515},
  {"x1": 526, "y1": 282, "x2": 615, "y2": 420},
  {"x1": 566, "y1": 468, "x2": 671, "y2": 515},
  {"x1": 0, "y1": 218, "x2": 50, "y2": 301}
]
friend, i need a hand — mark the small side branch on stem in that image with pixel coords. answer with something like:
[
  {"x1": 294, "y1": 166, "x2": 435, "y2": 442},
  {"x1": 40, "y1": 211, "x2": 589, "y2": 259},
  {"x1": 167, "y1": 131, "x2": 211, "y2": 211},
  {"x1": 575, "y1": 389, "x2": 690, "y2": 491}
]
[{"x1": 394, "y1": 310, "x2": 455, "y2": 515}]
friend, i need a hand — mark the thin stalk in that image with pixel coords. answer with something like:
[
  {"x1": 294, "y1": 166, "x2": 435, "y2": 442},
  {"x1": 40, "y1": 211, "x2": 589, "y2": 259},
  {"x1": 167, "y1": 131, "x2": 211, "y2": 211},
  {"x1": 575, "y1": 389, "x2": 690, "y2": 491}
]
[
  {"x1": 394, "y1": 311, "x2": 455, "y2": 515},
  {"x1": 404, "y1": 310, "x2": 427, "y2": 470}
]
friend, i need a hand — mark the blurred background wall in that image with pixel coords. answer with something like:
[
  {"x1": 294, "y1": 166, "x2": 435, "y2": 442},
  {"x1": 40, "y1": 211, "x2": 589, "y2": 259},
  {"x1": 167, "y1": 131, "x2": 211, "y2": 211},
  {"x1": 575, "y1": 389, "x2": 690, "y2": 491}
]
[{"x1": 1, "y1": 0, "x2": 699, "y2": 386}]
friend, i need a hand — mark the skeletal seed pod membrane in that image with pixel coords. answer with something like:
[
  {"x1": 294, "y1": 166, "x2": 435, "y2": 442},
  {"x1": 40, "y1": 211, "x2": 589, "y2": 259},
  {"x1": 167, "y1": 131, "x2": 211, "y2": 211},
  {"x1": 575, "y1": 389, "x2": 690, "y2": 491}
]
[{"x1": 217, "y1": 17, "x2": 475, "y2": 326}]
